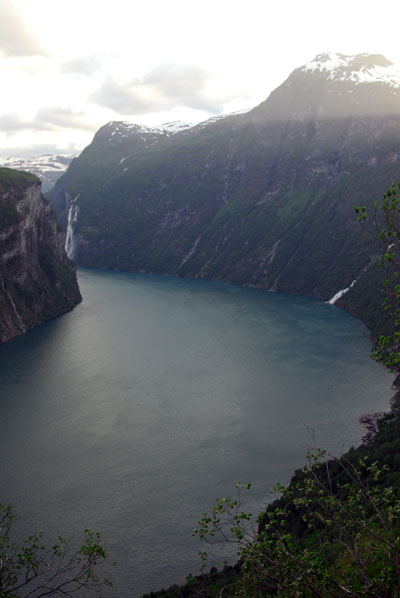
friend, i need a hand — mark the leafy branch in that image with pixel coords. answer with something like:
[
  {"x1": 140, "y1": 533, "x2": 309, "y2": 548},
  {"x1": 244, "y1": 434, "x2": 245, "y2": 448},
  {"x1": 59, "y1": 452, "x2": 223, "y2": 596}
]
[
  {"x1": 194, "y1": 451, "x2": 400, "y2": 596},
  {"x1": 0, "y1": 503, "x2": 114, "y2": 597},
  {"x1": 355, "y1": 182, "x2": 400, "y2": 373}
]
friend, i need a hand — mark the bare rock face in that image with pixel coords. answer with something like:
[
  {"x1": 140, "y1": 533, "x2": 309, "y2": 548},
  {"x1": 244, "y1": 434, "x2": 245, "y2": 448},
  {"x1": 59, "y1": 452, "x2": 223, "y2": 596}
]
[{"x1": 0, "y1": 168, "x2": 81, "y2": 343}]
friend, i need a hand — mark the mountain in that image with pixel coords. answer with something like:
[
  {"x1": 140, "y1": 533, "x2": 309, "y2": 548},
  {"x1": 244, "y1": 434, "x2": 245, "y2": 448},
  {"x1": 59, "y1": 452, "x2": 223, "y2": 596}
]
[
  {"x1": 0, "y1": 168, "x2": 81, "y2": 343},
  {"x1": 1, "y1": 155, "x2": 73, "y2": 192},
  {"x1": 49, "y1": 53, "x2": 400, "y2": 333}
]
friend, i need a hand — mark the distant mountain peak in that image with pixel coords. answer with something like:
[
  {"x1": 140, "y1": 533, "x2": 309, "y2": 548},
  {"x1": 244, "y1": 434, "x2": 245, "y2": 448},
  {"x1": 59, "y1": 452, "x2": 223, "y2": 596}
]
[
  {"x1": 0, "y1": 154, "x2": 73, "y2": 192},
  {"x1": 301, "y1": 52, "x2": 400, "y2": 87}
]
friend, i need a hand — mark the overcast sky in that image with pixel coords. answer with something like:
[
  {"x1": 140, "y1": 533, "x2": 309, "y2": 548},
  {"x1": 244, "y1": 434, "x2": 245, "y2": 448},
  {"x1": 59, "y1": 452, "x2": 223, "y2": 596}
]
[{"x1": 1, "y1": 0, "x2": 400, "y2": 157}]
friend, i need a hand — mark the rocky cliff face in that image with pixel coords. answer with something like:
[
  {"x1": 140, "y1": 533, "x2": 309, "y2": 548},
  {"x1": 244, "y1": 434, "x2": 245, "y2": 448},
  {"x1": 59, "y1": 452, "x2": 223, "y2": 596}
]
[
  {"x1": 0, "y1": 168, "x2": 81, "y2": 343},
  {"x1": 49, "y1": 53, "x2": 400, "y2": 334}
]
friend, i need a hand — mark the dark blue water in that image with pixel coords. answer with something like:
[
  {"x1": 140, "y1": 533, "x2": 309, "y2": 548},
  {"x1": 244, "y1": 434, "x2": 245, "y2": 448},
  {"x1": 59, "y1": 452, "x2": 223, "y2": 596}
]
[{"x1": 0, "y1": 269, "x2": 393, "y2": 595}]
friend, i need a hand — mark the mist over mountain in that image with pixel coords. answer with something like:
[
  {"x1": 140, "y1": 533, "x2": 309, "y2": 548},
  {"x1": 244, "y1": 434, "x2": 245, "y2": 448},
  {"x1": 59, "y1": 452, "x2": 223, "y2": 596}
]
[{"x1": 49, "y1": 52, "x2": 400, "y2": 333}]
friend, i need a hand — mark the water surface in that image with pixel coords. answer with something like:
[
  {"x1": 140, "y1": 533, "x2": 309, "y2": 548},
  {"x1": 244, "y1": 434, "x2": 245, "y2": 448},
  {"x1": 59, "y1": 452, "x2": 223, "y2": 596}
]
[{"x1": 0, "y1": 269, "x2": 393, "y2": 595}]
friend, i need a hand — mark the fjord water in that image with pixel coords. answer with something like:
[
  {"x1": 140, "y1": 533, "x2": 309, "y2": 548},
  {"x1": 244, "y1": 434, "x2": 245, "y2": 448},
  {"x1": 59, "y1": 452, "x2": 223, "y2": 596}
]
[{"x1": 0, "y1": 269, "x2": 393, "y2": 595}]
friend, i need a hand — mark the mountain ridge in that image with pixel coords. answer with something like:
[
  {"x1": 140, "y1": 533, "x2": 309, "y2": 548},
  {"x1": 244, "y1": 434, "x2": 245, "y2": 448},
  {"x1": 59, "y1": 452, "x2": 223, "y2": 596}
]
[{"x1": 48, "y1": 52, "x2": 400, "y2": 334}]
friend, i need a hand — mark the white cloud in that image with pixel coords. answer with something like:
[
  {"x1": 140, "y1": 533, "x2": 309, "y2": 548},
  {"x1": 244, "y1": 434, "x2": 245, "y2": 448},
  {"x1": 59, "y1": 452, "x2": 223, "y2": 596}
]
[
  {"x1": 1, "y1": 0, "x2": 400, "y2": 156},
  {"x1": 90, "y1": 63, "x2": 231, "y2": 115},
  {"x1": 0, "y1": 4, "x2": 44, "y2": 57},
  {"x1": 0, "y1": 107, "x2": 98, "y2": 135},
  {"x1": 34, "y1": 106, "x2": 98, "y2": 132},
  {"x1": 60, "y1": 55, "x2": 103, "y2": 76},
  {"x1": 0, "y1": 113, "x2": 31, "y2": 133}
]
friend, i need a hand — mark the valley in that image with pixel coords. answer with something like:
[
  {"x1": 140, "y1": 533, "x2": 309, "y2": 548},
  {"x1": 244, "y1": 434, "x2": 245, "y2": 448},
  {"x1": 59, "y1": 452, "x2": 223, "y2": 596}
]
[
  {"x1": 48, "y1": 52, "x2": 400, "y2": 334},
  {"x1": 2, "y1": 47, "x2": 400, "y2": 597}
]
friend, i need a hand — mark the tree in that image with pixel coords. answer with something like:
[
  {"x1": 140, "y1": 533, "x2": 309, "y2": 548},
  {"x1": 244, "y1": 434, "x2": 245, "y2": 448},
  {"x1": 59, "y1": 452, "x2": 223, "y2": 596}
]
[
  {"x1": 355, "y1": 182, "x2": 400, "y2": 373},
  {"x1": 0, "y1": 502, "x2": 113, "y2": 597},
  {"x1": 194, "y1": 451, "x2": 400, "y2": 597}
]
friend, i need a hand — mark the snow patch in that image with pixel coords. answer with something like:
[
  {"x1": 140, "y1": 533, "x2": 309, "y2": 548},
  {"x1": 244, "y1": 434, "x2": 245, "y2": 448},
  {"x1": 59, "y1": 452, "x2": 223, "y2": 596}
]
[{"x1": 160, "y1": 120, "x2": 194, "y2": 133}]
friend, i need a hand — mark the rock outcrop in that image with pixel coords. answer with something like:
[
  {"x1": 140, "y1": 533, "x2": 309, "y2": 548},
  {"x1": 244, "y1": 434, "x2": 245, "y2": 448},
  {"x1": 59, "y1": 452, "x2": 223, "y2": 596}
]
[{"x1": 0, "y1": 168, "x2": 81, "y2": 343}]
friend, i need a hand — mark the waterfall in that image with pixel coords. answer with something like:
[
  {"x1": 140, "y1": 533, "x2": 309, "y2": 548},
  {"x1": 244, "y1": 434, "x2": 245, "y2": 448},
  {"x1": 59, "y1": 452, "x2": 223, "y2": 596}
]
[
  {"x1": 179, "y1": 234, "x2": 202, "y2": 269},
  {"x1": 0, "y1": 273, "x2": 26, "y2": 333},
  {"x1": 327, "y1": 279, "x2": 357, "y2": 305},
  {"x1": 7, "y1": 291, "x2": 26, "y2": 332},
  {"x1": 64, "y1": 196, "x2": 80, "y2": 260}
]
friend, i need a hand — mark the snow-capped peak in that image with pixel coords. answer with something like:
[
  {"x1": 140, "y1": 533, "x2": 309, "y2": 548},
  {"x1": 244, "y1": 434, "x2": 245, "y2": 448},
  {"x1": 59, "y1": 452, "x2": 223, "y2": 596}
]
[
  {"x1": 302, "y1": 52, "x2": 400, "y2": 87},
  {"x1": 106, "y1": 120, "x2": 193, "y2": 138},
  {"x1": 0, "y1": 154, "x2": 72, "y2": 169}
]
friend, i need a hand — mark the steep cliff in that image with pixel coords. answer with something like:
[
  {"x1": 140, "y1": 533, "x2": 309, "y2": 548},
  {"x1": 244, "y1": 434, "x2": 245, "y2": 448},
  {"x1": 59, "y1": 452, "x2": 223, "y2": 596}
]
[
  {"x1": 0, "y1": 168, "x2": 81, "y2": 343},
  {"x1": 49, "y1": 53, "x2": 400, "y2": 334}
]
